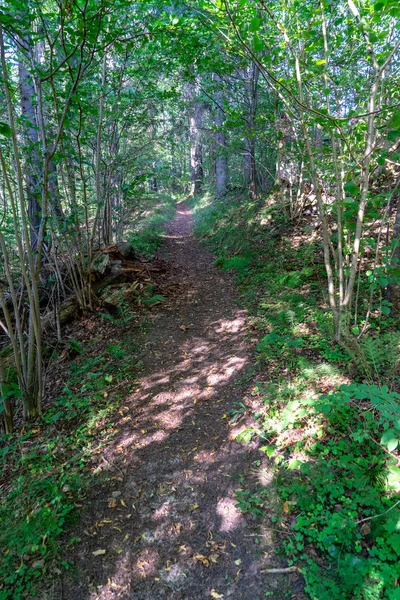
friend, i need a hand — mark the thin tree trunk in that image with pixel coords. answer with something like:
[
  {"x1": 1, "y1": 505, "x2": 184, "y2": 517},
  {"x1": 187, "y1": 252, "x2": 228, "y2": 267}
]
[
  {"x1": 245, "y1": 62, "x2": 259, "y2": 199},
  {"x1": 187, "y1": 82, "x2": 204, "y2": 195},
  {"x1": 212, "y1": 73, "x2": 228, "y2": 198},
  {"x1": 389, "y1": 194, "x2": 400, "y2": 311},
  {"x1": 18, "y1": 52, "x2": 41, "y2": 250}
]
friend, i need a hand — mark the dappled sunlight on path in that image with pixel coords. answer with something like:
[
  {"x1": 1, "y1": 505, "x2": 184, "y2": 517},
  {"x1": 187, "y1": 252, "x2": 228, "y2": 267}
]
[{"x1": 62, "y1": 204, "x2": 285, "y2": 600}]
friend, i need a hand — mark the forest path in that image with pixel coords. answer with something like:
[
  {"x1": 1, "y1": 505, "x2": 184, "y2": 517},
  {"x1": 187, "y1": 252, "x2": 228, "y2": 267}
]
[{"x1": 62, "y1": 203, "x2": 290, "y2": 600}]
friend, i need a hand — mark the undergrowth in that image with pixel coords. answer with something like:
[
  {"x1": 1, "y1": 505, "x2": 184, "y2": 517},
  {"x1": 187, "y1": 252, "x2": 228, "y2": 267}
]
[
  {"x1": 125, "y1": 192, "x2": 176, "y2": 258},
  {"x1": 0, "y1": 194, "x2": 174, "y2": 599},
  {"x1": 0, "y1": 332, "x2": 144, "y2": 600},
  {"x1": 191, "y1": 191, "x2": 400, "y2": 600}
]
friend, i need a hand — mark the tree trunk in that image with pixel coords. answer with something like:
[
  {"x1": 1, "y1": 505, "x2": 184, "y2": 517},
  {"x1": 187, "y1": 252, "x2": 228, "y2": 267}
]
[
  {"x1": 389, "y1": 194, "x2": 400, "y2": 311},
  {"x1": 244, "y1": 62, "x2": 259, "y2": 199},
  {"x1": 187, "y1": 82, "x2": 204, "y2": 195},
  {"x1": 48, "y1": 159, "x2": 63, "y2": 219},
  {"x1": 213, "y1": 74, "x2": 228, "y2": 198},
  {"x1": 18, "y1": 53, "x2": 41, "y2": 250}
]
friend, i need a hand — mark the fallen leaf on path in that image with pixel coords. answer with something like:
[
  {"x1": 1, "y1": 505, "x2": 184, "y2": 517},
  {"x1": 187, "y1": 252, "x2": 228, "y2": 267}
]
[
  {"x1": 209, "y1": 553, "x2": 218, "y2": 563},
  {"x1": 210, "y1": 591, "x2": 224, "y2": 598},
  {"x1": 92, "y1": 549, "x2": 106, "y2": 556},
  {"x1": 193, "y1": 554, "x2": 210, "y2": 567},
  {"x1": 191, "y1": 503, "x2": 199, "y2": 510}
]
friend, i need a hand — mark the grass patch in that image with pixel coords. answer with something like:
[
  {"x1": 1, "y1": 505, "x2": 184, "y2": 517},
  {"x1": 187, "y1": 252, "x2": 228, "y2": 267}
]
[
  {"x1": 126, "y1": 193, "x2": 176, "y2": 258},
  {"x1": 0, "y1": 351, "x2": 124, "y2": 599}
]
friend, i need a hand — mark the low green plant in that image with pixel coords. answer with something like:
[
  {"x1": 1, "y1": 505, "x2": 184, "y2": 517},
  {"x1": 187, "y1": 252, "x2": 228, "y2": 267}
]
[
  {"x1": 100, "y1": 292, "x2": 136, "y2": 326},
  {"x1": 0, "y1": 341, "x2": 140, "y2": 598},
  {"x1": 234, "y1": 381, "x2": 400, "y2": 599},
  {"x1": 191, "y1": 191, "x2": 400, "y2": 600},
  {"x1": 342, "y1": 332, "x2": 400, "y2": 384},
  {"x1": 142, "y1": 294, "x2": 167, "y2": 305},
  {"x1": 126, "y1": 193, "x2": 176, "y2": 258}
]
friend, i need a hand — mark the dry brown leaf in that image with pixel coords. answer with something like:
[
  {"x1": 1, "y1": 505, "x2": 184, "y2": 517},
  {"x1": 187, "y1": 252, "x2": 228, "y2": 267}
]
[
  {"x1": 193, "y1": 554, "x2": 210, "y2": 567},
  {"x1": 209, "y1": 554, "x2": 218, "y2": 563}
]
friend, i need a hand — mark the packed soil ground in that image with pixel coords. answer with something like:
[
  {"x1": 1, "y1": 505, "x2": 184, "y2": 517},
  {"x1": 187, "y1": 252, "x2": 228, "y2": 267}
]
[{"x1": 56, "y1": 204, "x2": 300, "y2": 600}]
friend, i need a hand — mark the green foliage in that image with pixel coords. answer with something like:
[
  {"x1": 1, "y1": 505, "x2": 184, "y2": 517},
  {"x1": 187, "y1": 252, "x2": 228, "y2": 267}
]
[
  {"x1": 235, "y1": 381, "x2": 400, "y2": 600},
  {"x1": 127, "y1": 194, "x2": 176, "y2": 258},
  {"x1": 342, "y1": 332, "x2": 400, "y2": 383},
  {"x1": 142, "y1": 294, "x2": 167, "y2": 305},
  {"x1": 0, "y1": 332, "x2": 143, "y2": 599},
  {"x1": 217, "y1": 255, "x2": 251, "y2": 276},
  {"x1": 66, "y1": 336, "x2": 84, "y2": 356},
  {"x1": 234, "y1": 488, "x2": 268, "y2": 517},
  {"x1": 0, "y1": 382, "x2": 21, "y2": 412},
  {"x1": 192, "y1": 191, "x2": 400, "y2": 600}
]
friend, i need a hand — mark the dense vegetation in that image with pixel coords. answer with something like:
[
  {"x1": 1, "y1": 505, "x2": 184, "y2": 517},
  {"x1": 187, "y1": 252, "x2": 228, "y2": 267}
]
[
  {"x1": 0, "y1": 0, "x2": 399, "y2": 598},
  {"x1": 192, "y1": 192, "x2": 400, "y2": 599}
]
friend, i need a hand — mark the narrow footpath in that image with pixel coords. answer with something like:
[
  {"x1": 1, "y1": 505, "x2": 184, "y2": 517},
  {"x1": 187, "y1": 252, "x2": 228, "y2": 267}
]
[{"x1": 61, "y1": 204, "x2": 293, "y2": 600}]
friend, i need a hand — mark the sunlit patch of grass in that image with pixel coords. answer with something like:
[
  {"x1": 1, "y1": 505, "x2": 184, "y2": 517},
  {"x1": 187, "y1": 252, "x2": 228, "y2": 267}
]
[{"x1": 125, "y1": 193, "x2": 176, "y2": 258}]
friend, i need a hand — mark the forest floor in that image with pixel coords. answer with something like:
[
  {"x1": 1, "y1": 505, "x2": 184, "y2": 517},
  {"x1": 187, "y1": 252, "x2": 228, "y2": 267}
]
[{"x1": 56, "y1": 203, "x2": 300, "y2": 600}]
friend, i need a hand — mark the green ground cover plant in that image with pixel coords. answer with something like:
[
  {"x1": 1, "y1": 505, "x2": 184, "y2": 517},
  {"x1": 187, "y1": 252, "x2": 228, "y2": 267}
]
[
  {"x1": 192, "y1": 191, "x2": 400, "y2": 600},
  {"x1": 0, "y1": 197, "x2": 173, "y2": 599}
]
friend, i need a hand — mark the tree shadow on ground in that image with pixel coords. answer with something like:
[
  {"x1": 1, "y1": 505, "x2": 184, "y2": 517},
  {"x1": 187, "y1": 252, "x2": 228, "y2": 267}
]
[{"x1": 54, "y1": 206, "x2": 296, "y2": 600}]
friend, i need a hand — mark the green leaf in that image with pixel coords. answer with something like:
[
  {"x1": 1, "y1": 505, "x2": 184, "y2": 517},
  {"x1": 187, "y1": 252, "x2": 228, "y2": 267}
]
[
  {"x1": 381, "y1": 429, "x2": 399, "y2": 452},
  {"x1": 253, "y1": 33, "x2": 264, "y2": 53},
  {"x1": 344, "y1": 181, "x2": 359, "y2": 196},
  {"x1": 250, "y1": 17, "x2": 260, "y2": 32},
  {"x1": 388, "y1": 130, "x2": 400, "y2": 142},
  {"x1": 0, "y1": 121, "x2": 11, "y2": 137},
  {"x1": 378, "y1": 277, "x2": 389, "y2": 287},
  {"x1": 260, "y1": 445, "x2": 276, "y2": 457}
]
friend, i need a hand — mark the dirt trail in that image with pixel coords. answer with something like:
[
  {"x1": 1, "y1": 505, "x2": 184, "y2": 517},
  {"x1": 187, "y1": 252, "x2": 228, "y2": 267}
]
[{"x1": 62, "y1": 204, "x2": 290, "y2": 600}]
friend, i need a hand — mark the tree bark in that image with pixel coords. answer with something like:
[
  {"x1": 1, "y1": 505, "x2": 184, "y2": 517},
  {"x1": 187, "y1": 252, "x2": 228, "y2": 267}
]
[
  {"x1": 244, "y1": 62, "x2": 259, "y2": 198},
  {"x1": 389, "y1": 194, "x2": 400, "y2": 311},
  {"x1": 18, "y1": 53, "x2": 41, "y2": 250},
  {"x1": 187, "y1": 82, "x2": 204, "y2": 195},
  {"x1": 213, "y1": 73, "x2": 228, "y2": 198}
]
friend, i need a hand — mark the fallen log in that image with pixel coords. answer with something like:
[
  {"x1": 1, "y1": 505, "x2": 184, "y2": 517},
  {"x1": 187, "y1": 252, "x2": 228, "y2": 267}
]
[{"x1": 41, "y1": 298, "x2": 78, "y2": 335}]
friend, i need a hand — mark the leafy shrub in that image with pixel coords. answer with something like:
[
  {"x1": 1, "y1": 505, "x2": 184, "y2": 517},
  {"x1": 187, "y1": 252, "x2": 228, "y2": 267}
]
[{"x1": 235, "y1": 382, "x2": 400, "y2": 599}]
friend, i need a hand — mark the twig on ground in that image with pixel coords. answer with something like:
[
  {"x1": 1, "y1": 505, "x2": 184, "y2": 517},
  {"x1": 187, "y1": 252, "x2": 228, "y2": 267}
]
[
  {"x1": 356, "y1": 499, "x2": 400, "y2": 525},
  {"x1": 262, "y1": 566, "x2": 301, "y2": 574}
]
